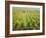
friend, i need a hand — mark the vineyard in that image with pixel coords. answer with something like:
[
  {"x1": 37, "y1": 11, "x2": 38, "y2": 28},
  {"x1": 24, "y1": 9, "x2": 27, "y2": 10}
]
[{"x1": 12, "y1": 7, "x2": 40, "y2": 31}]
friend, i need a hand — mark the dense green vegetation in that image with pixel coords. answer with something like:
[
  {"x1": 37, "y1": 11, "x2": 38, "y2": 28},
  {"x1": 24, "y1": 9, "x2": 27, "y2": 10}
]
[{"x1": 12, "y1": 7, "x2": 40, "y2": 31}]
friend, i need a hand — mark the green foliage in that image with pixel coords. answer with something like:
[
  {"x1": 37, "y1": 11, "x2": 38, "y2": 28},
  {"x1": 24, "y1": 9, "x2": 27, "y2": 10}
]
[{"x1": 12, "y1": 7, "x2": 40, "y2": 30}]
